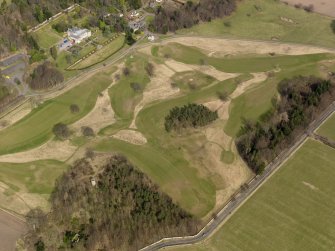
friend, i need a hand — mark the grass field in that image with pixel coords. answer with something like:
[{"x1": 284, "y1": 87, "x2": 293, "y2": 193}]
[
  {"x1": 0, "y1": 160, "x2": 68, "y2": 195},
  {"x1": 178, "y1": 0, "x2": 335, "y2": 49},
  {"x1": 32, "y1": 25, "x2": 63, "y2": 49},
  {"x1": 174, "y1": 139, "x2": 335, "y2": 251},
  {"x1": 317, "y1": 113, "x2": 335, "y2": 141},
  {"x1": 0, "y1": 67, "x2": 115, "y2": 155}
]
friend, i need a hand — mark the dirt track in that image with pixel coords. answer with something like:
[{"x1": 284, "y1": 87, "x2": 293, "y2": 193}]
[{"x1": 0, "y1": 210, "x2": 26, "y2": 251}]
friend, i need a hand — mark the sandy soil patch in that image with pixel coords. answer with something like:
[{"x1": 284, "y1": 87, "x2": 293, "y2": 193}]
[
  {"x1": 204, "y1": 100, "x2": 230, "y2": 121},
  {"x1": 112, "y1": 130, "x2": 147, "y2": 145},
  {"x1": 231, "y1": 72, "x2": 268, "y2": 99},
  {"x1": 163, "y1": 37, "x2": 335, "y2": 56},
  {"x1": 281, "y1": 0, "x2": 335, "y2": 18},
  {"x1": 302, "y1": 181, "x2": 319, "y2": 191},
  {"x1": 0, "y1": 101, "x2": 32, "y2": 131},
  {"x1": 71, "y1": 88, "x2": 116, "y2": 134},
  {"x1": 0, "y1": 140, "x2": 76, "y2": 163},
  {"x1": 130, "y1": 63, "x2": 179, "y2": 128},
  {"x1": 165, "y1": 59, "x2": 238, "y2": 81},
  {"x1": 0, "y1": 209, "x2": 27, "y2": 251}
]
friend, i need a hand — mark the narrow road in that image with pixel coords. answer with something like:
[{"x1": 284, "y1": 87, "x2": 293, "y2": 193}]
[{"x1": 140, "y1": 102, "x2": 335, "y2": 251}]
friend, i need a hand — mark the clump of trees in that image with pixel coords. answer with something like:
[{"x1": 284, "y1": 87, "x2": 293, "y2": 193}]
[
  {"x1": 165, "y1": 103, "x2": 218, "y2": 132},
  {"x1": 24, "y1": 155, "x2": 198, "y2": 251},
  {"x1": 237, "y1": 76, "x2": 335, "y2": 174},
  {"x1": 29, "y1": 61, "x2": 64, "y2": 90},
  {"x1": 53, "y1": 123, "x2": 70, "y2": 140},
  {"x1": 152, "y1": 0, "x2": 236, "y2": 33}
]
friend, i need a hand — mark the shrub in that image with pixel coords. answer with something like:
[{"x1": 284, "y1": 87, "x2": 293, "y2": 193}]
[
  {"x1": 130, "y1": 82, "x2": 142, "y2": 92},
  {"x1": 70, "y1": 104, "x2": 80, "y2": 114},
  {"x1": 145, "y1": 62, "x2": 154, "y2": 77},
  {"x1": 53, "y1": 123, "x2": 70, "y2": 140},
  {"x1": 331, "y1": 20, "x2": 335, "y2": 34},
  {"x1": 81, "y1": 126, "x2": 94, "y2": 137}
]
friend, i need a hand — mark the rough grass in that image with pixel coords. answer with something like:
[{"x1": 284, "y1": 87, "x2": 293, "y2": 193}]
[
  {"x1": 0, "y1": 67, "x2": 115, "y2": 155},
  {"x1": 177, "y1": 0, "x2": 335, "y2": 49},
  {"x1": 317, "y1": 113, "x2": 335, "y2": 141},
  {"x1": 0, "y1": 160, "x2": 68, "y2": 195},
  {"x1": 174, "y1": 139, "x2": 335, "y2": 251}
]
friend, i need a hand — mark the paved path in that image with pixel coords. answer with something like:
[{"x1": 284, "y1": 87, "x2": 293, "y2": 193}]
[{"x1": 140, "y1": 102, "x2": 335, "y2": 251}]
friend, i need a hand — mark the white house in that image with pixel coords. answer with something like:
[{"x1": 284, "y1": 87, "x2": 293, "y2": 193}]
[{"x1": 67, "y1": 27, "x2": 92, "y2": 44}]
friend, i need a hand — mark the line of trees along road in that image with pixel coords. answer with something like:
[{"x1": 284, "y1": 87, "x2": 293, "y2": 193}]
[
  {"x1": 237, "y1": 76, "x2": 335, "y2": 174},
  {"x1": 24, "y1": 155, "x2": 198, "y2": 251}
]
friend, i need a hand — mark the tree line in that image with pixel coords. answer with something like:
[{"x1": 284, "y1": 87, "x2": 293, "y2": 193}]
[
  {"x1": 24, "y1": 155, "x2": 198, "y2": 251},
  {"x1": 165, "y1": 103, "x2": 218, "y2": 132},
  {"x1": 151, "y1": 0, "x2": 236, "y2": 33},
  {"x1": 236, "y1": 76, "x2": 335, "y2": 174}
]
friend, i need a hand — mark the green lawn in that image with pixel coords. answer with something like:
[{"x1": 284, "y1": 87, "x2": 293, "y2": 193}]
[
  {"x1": 178, "y1": 0, "x2": 335, "y2": 49},
  {"x1": 0, "y1": 160, "x2": 68, "y2": 195},
  {"x1": 317, "y1": 113, "x2": 335, "y2": 141},
  {"x1": 32, "y1": 25, "x2": 63, "y2": 49},
  {"x1": 174, "y1": 139, "x2": 335, "y2": 251},
  {"x1": 0, "y1": 67, "x2": 115, "y2": 155}
]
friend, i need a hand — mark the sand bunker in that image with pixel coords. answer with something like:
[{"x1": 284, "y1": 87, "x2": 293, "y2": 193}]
[
  {"x1": 130, "y1": 63, "x2": 179, "y2": 128},
  {"x1": 0, "y1": 101, "x2": 32, "y2": 131},
  {"x1": 112, "y1": 130, "x2": 147, "y2": 145},
  {"x1": 164, "y1": 37, "x2": 334, "y2": 56},
  {"x1": 0, "y1": 140, "x2": 76, "y2": 163},
  {"x1": 165, "y1": 59, "x2": 238, "y2": 81},
  {"x1": 71, "y1": 88, "x2": 116, "y2": 134}
]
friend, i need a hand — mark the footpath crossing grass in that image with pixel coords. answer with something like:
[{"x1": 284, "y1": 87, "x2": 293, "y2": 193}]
[
  {"x1": 0, "y1": 67, "x2": 115, "y2": 155},
  {"x1": 174, "y1": 139, "x2": 335, "y2": 251},
  {"x1": 317, "y1": 113, "x2": 335, "y2": 141},
  {"x1": 177, "y1": 0, "x2": 335, "y2": 49}
]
